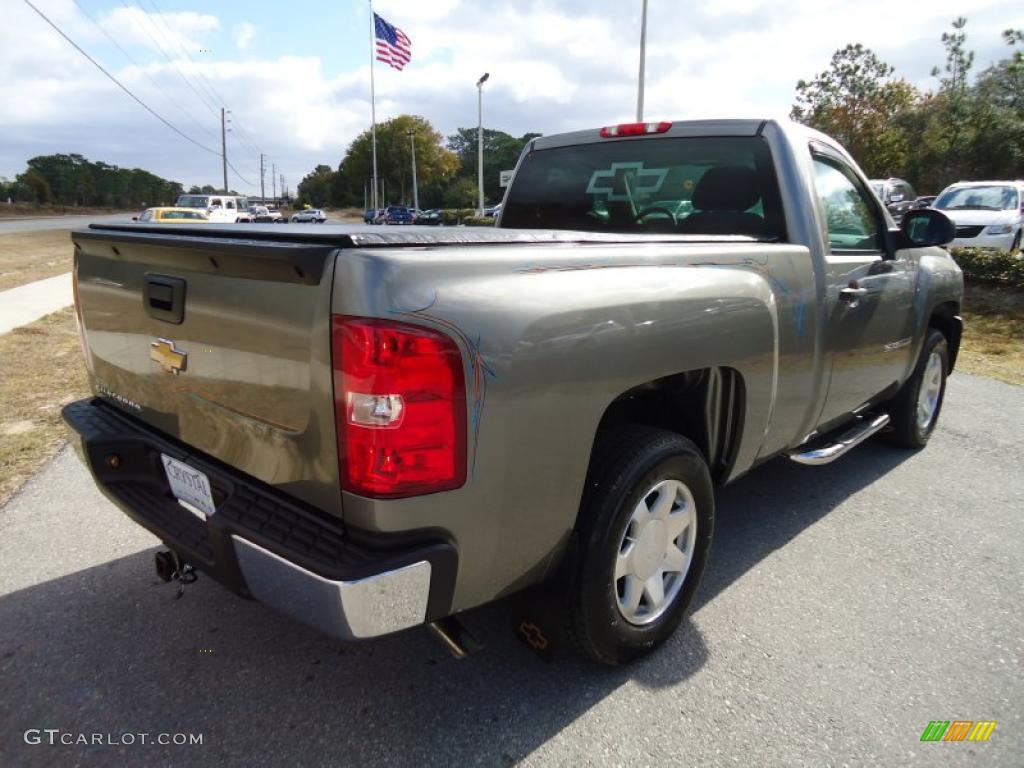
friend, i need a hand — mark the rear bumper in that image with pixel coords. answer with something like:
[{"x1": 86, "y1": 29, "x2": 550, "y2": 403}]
[{"x1": 62, "y1": 398, "x2": 457, "y2": 640}]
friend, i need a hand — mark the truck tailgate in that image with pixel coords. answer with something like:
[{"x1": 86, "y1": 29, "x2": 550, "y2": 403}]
[{"x1": 72, "y1": 226, "x2": 342, "y2": 516}]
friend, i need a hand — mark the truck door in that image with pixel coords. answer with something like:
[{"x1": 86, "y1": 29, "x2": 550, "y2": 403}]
[{"x1": 811, "y1": 149, "x2": 916, "y2": 426}]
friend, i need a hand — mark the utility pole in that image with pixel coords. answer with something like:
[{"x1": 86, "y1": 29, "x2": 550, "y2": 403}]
[
  {"x1": 636, "y1": 0, "x2": 648, "y2": 121},
  {"x1": 407, "y1": 130, "x2": 419, "y2": 211},
  {"x1": 271, "y1": 163, "x2": 276, "y2": 203},
  {"x1": 260, "y1": 153, "x2": 266, "y2": 202},
  {"x1": 220, "y1": 107, "x2": 228, "y2": 193},
  {"x1": 477, "y1": 72, "x2": 489, "y2": 216}
]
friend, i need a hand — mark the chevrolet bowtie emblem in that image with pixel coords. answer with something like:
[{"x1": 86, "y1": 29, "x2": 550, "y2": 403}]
[{"x1": 150, "y1": 338, "x2": 187, "y2": 375}]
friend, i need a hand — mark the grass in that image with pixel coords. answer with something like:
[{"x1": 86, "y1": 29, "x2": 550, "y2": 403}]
[
  {"x1": 0, "y1": 308, "x2": 90, "y2": 506},
  {"x1": 958, "y1": 283, "x2": 1024, "y2": 386},
  {"x1": 0, "y1": 203, "x2": 128, "y2": 219},
  {"x1": 0, "y1": 229, "x2": 74, "y2": 291}
]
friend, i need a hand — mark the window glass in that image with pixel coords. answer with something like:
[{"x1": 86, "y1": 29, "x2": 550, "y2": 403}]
[
  {"x1": 226, "y1": 199, "x2": 236, "y2": 209},
  {"x1": 934, "y1": 185, "x2": 1018, "y2": 211},
  {"x1": 175, "y1": 195, "x2": 208, "y2": 208},
  {"x1": 140, "y1": 210, "x2": 152, "y2": 221},
  {"x1": 501, "y1": 136, "x2": 785, "y2": 239},
  {"x1": 812, "y1": 156, "x2": 881, "y2": 252}
]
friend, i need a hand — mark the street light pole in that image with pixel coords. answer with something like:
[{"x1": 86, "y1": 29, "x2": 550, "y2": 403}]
[
  {"x1": 407, "y1": 130, "x2": 419, "y2": 212},
  {"x1": 636, "y1": 0, "x2": 648, "y2": 121},
  {"x1": 476, "y1": 72, "x2": 489, "y2": 217}
]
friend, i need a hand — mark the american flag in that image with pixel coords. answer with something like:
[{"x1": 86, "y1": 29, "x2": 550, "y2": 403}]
[{"x1": 374, "y1": 13, "x2": 411, "y2": 71}]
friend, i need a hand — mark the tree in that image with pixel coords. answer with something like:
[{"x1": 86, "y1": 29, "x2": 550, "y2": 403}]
[
  {"x1": 447, "y1": 129, "x2": 540, "y2": 205},
  {"x1": 442, "y1": 178, "x2": 477, "y2": 209},
  {"x1": 335, "y1": 115, "x2": 459, "y2": 208},
  {"x1": 296, "y1": 165, "x2": 335, "y2": 207},
  {"x1": 792, "y1": 44, "x2": 916, "y2": 177},
  {"x1": 15, "y1": 168, "x2": 52, "y2": 203}
]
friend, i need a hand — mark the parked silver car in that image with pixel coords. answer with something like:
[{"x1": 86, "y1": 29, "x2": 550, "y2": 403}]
[{"x1": 291, "y1": 208, "x2": 327, "y2": 223}]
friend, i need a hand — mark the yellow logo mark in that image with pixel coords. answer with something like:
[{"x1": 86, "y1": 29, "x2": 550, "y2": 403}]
[
  {"x1": 968, "y1": 722, "x2": 997, "y2": 742},
  {"x1": 150, "y1": 338, "x2": 187, "y2": 375}
]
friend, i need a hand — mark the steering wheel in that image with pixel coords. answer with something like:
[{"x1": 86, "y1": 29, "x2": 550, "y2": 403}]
[{"x1": 633, "y1": 206, "x2": 678, "y2": 226}]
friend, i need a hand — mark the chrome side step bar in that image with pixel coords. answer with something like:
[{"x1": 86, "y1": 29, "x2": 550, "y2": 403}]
[{"x1": 788, "y1": 413, "x2": 890, "y2": 466}]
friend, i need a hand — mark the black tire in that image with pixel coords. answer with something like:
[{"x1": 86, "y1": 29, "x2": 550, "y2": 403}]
[
  {"x1": 567, "y1": 425, "x2": 714, "y2": 665},
  {"x1": 1012, "y1": 229, "x2": 1022, "y2": 255},
  {"x1": 885, "y1": 328, "x2": 949, "y2": 448}
]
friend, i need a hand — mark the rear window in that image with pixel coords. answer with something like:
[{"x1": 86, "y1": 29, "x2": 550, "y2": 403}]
[
  {"x1": 501, "y1": 136, "x2": 785, "y2": 239},
  {"x1": 176, "y1": 195, "x2": 209, "y2": 208}
]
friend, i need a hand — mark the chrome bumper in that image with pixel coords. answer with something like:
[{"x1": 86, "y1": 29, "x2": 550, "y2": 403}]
[{"x1": 233, "y1": 536, "x2": 432, "y2": 640}]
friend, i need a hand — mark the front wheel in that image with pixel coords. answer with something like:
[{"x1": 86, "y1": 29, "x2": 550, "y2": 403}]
[
  {"x1": 885, "y1": 328, "x2": 949, "y2": 448},
  {"x1": 568, "y1": 426, "x2": 714, "y2": 665}
]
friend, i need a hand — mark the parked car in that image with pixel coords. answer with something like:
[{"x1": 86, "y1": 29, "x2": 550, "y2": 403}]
[
  {"x1": 869, "y1": 178, "x2": 917, "y2": 223},
  {"x1": 363, "y1": 208, "x2": 380, "y2": 224},
  {"x1": 65, "y1": 118, "x2": 961, "y2": 665},
  {"x1": 175, "y1": 194, "x2": 253, "y2": 223},
  {"x1": 291, "y1": 208, "x2": 327, "y2": 223},
  {"x1": 383, "y1": 205, "x2": 414, "y2": 225},
  {"x1": 133, "y1": 207, "x2": 210, "y2": 223},
  {"x1": 265, "y1": 206, "x2": 286, "y2": 223},
  {"x1": 414, "y1": 209, "x2": 443, "y2": 225},
  {"x1": 483, "y1": 203, "x2": 503, "y2": 217},
  {"x1": 932, "y1": 181, "x2": 1024, "y2": 251}
]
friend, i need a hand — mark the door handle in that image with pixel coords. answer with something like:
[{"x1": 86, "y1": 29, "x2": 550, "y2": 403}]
[{"x1": 839, "y1": 286, "x2": 868, "y2": 304}]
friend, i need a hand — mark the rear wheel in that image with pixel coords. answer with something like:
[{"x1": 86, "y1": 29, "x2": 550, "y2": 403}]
[
  {"x1": 568, "y1": 426, "x2": 714, "y2": 665},
  {"x1": 885, "y1": 328, "x2": 949, "y2": 448}
]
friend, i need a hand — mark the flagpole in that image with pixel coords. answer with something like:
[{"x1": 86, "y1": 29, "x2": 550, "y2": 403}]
[
  {"x1": 368, "y1": 0, "x2": 379, "y2": 211},
  {"x1": 636, "y1": 0, "x2": 648, "y2": 121}
]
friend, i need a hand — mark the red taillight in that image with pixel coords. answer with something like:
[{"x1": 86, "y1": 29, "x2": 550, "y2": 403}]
[
  {"x1": 331, "y1": 316, "x2": 467, "y2": 498},
  {"x1": 599, "y1": 121, "x2": 672, "y2": 138}
]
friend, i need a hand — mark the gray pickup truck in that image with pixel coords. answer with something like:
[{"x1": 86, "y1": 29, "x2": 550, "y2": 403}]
[{"x1": 64, "y1": 118, "x2": 962, "y2": 664}]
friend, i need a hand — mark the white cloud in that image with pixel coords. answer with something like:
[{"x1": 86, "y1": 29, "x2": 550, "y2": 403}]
[
  {"x1": 98, "y1": 7, "x2": 219, "y2": 56},
  {"x1": 233, "y1": 22, "x2": 255, "y2": 52}
]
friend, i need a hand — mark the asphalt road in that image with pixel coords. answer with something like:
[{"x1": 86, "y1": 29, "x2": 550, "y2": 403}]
[
  {"x1": 1, "y1": 373, "x2": 1021, "y2": 767},
  {"x1": 0, "y1": 214, "x2": 133, "y2": 234}
]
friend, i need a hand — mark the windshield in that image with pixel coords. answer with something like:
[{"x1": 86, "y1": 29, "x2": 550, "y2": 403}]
[
  {"x1": 176, "y1": 195, "x2": 209, "y2": 208},
  {"x1": 501, "y1": 136, "x2": 785, "y2": 239},
  {"x1": 161, "y1": 210, "x2": 206, "y2": 220},
  {"x1": 934, "y1": 185, "x2": 1018, "y2": 211}
]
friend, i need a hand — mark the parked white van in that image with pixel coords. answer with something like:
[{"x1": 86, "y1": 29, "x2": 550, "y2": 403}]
[
  {"x1": 933, "y1": 181, "x2": 1024, "y2": 252},
  {"x1": 175, "y1": 194, "x2": 253, "y2": 223}
]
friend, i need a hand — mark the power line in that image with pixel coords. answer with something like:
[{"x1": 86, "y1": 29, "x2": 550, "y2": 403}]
[
  {"x1": 138, "y1": 0, "x2": 224, "y2": 112},
  {"x1": 225, "y1": 156, "x2": 255, "y2": 188},
  {"x1": 71, "y1": 0, "x2": 218, "y2": 144},
  {"x1": 117, "y1": 0, "x2": 220, "y2": 119},
  {"x1": 138, "y1": 0, "x2": 264, "y2": 160},
  {"x1": 23, "y1": 0, "x2": 219, "y2": 156}
]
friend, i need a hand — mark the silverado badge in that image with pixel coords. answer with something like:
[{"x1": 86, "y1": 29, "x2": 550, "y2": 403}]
[{"x1": 150, "y1": 338, "x2": 187, "y2": 375}]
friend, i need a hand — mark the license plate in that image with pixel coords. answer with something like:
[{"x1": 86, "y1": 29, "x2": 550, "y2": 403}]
[{"x1": 161, "y1": 454, "x2": 216, "y2": 517}]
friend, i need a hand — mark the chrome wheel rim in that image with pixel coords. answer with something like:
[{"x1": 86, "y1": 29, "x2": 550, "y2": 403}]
[
  {"x1": 916, "y1": 351, "x2": 943, "y2": 433},
  {"x1": 615, "y1": 479, "x2": 697, "y2": 626}
]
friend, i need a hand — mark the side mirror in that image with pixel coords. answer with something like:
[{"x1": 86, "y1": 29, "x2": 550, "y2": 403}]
[{"x1": 900, "y1": 208, "x2": 955, "y2": 247}]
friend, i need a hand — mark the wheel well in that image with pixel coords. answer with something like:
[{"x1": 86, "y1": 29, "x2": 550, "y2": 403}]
[
  {"x1": 591, "y1": 367, "x2": 744, "y2": 484},
  {"x1": 928, "y1": 302, "x2": 962, "y2": 372}
]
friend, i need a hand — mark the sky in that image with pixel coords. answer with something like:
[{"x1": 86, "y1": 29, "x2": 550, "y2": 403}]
[{"x1": 2, "y1": 0, "x2": 1021, "y2": 195}]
